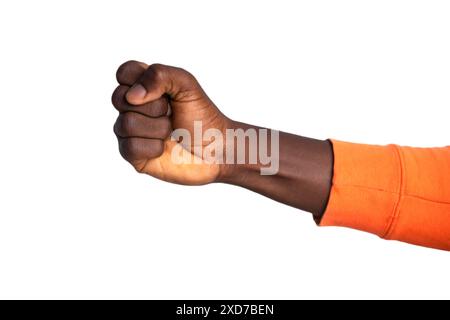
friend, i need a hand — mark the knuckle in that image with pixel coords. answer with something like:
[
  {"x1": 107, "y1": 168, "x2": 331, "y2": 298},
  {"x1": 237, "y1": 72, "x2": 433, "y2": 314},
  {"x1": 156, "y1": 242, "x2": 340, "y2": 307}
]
[
  {"x1": 113, "y1": 117, "x2": 120, "y2": 136},
  {"x1": 111, "y1": 85, "x2": 126, "y2": 108},
  {"x1": 116, "y1": 60, "x2": 138, "y2": 80},
  {"x1": 122, "y1": 139, "x2": 139, "y2": 160},
  {"x1": 118, "y1": 112, "x2": 137, "y2": 136},
  {"x1": 148, "y1": 63, "x2": 166, "y2": 80}
]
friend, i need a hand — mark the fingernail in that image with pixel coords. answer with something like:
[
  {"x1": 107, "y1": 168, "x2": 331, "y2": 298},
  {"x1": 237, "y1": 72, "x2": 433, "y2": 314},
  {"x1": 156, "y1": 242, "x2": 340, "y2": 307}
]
[{"x1": 128, "y1": 84, "x2": 147, "y2": 100}]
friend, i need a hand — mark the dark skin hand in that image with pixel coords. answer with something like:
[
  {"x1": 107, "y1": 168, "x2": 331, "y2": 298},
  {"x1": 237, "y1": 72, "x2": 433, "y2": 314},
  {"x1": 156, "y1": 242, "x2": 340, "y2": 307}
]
[{"x1": 112, "y1": 61, "x2": 333, "y2": 219}]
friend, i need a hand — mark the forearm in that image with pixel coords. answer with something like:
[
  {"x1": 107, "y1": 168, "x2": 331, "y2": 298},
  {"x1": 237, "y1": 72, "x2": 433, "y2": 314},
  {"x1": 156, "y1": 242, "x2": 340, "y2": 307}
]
[{"x1": 217, "y1": 120, "x2": 333, "y2": 219}]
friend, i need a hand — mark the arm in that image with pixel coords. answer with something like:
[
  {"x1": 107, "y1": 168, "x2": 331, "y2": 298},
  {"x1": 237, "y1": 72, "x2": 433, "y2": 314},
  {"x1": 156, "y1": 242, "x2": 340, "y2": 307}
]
[{"x1": 112, "y1": 61, "x2": 450, "y2": 251}]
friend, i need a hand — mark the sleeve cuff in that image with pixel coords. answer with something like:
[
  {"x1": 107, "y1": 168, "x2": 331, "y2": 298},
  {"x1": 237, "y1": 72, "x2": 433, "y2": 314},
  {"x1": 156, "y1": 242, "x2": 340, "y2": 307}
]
[
  {"x1": 319, "y1": 139, "x2": 450, "y2": 251},
  {"x1": 319, "y1": 139, "x2": 402, "y2": 238}
]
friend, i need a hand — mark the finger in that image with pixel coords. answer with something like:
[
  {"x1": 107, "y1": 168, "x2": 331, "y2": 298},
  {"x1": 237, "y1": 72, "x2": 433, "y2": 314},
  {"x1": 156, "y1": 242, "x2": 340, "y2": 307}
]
[
  {"x1": 112, "y1": 85, "x2": 169, "y2": 117},
  {"x1": 114, "y1": 112, "x2": 172, "y2": 139},
  {"x1": 118, "y1": 137, "x2": 164, "y2": 162},
  {"x1": 125, "y1": 63, "x2": 200, "y2": 105},
  {"x1": 116, "y1": 60, "x2": 148, "y2": 86}
]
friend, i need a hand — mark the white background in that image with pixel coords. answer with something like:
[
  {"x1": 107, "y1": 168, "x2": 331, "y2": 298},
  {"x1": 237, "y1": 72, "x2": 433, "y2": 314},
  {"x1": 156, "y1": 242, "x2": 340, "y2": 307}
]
[{"x1": 0, "y1": 0, "x2": 449, "y2": 299}]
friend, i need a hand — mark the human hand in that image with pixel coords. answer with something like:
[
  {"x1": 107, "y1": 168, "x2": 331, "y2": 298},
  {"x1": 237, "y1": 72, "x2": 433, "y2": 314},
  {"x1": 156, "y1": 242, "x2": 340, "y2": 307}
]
[{"x1": 112, "y1": 61, "x2": 230, "y2": 185}]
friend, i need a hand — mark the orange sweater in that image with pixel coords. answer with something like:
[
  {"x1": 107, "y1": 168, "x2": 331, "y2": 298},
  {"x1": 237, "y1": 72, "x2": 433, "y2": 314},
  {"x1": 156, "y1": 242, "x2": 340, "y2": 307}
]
[{"x1": 321, "y1": 140, "x2": 450, "y2": 251}]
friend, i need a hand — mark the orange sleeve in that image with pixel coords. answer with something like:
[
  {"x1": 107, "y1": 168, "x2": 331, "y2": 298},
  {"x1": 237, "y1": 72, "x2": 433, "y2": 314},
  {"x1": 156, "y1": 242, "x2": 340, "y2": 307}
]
[{"x1": 320, "y1": 140, "x2": 450, "y2": 251}]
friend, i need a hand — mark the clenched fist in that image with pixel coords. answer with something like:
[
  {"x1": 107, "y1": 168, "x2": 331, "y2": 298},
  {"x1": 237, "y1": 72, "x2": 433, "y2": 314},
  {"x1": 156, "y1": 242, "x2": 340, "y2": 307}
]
[{"x1": 112, "y1": 61, "x2": 230, "y2": 185}]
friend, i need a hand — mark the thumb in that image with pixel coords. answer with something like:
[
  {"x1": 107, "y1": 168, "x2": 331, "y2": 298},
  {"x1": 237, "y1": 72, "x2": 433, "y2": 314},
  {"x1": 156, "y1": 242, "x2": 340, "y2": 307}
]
[{"x1": 126, "y1": 63, "x2": 198, "y2": 105}]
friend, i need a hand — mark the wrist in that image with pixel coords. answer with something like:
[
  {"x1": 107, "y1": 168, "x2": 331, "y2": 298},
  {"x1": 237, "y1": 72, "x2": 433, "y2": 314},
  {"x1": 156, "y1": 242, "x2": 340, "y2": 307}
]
[{"x1": 214, "y1": 120, "x2": 268, "y2": 185}]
